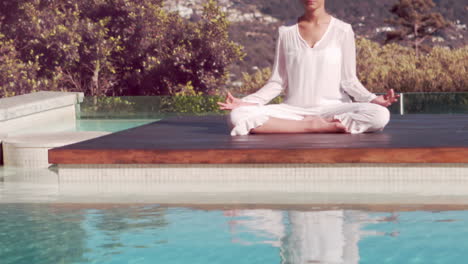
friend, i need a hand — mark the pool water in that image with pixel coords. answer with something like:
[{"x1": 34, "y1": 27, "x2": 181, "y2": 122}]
[
  {"x1": 0, "y1": 204, "x2": 467, "y2": 264},
  {"x1": 2, "y1": 111, "x2": 468, "y2": 263},
  {"x1": 9, "y1": 119, "x2": 160, "y2": 135}
]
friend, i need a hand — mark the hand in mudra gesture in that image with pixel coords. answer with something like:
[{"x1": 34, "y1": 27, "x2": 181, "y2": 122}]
[
  {"x1": 370, "y1": 89, "x2": 400, "y2": 107},
  {"x1": 217, "y1": 91, "x2": 257, "y2": 110}
]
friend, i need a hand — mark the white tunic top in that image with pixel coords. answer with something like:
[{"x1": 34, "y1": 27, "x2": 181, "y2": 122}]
[{"x1": 240, "y1": 16, "x2": 377, "y2": 108}]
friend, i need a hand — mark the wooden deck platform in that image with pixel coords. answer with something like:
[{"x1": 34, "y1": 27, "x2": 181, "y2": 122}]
[{"x1": 48, "y1": 114, "x2": 468, "y2": 164}]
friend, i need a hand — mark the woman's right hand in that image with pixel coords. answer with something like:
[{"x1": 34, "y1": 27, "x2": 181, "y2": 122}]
[{"x1": 217, "y1": 91, "x2": 257, "y2": 110}]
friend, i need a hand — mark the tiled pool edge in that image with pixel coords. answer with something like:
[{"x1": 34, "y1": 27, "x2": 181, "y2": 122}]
[
  {"x1": 57, "y1": 163, "x2": 468, "y2": 182},
  {"x1": 3, "y1": 164, "x2": 468, "y2": 204},
  {"x1": 0, "y1": 91, "x2": 84, "y2": 166}
]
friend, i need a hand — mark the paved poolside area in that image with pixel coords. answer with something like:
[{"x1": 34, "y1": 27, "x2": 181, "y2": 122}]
[{"x1": 48, "y1": 114, "x2": 468, "y2": 164}]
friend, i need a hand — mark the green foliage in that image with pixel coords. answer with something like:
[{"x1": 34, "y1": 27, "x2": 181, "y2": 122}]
[
  {"x1": 149, "y1": 0, "x2": 246, "y2": 96},
  {"x1": 239, "y1": 67, "x2": 272, "y2": 94},
  {"x1": 83, "y1": 96, "x2": 136, "y2": 113},
  {"x1": 403, "y1": 93, "x2": 468, "y2": 113},
  {"x1": 165, "y1": 81, "x2": 225, "y2": 114},
  {"x1": 0, "y1": 33, "x2": 42, "y2": 97},
  {"x1": 0, "y1": 0, "x2": 244, "y2": 98},
  {"x1": 79, "y1": 95, "x2": 226, "y2": 118},
  {"x1": 160, "y1": 95, "x2": 225, "y2": 114},
  {"x1": 356, "y1": 37, "x2": 468, "y2": 93},
  {"x1": 1, "y1": 0, "x2": 466, "y2": 99}
]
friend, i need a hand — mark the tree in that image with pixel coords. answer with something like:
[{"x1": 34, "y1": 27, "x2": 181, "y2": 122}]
[
  {"x1": 384, "y1": 0, "x2": 451, "y2": 57},
  {"x1": 0, "y1": 0, "x2": 245, "y2": 97},
  {"x1": 0, "y1": 32, "x2": 42, "y2": 97}
]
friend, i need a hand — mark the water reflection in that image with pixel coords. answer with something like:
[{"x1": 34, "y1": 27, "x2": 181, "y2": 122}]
[
  {"x1": 225, "y1": 209, "x2": 401, "y2": 264},
  {"x1": 0, "y1": 204, "x2": 88, "y2": 264},
  {"x1": 0, "y1": 204, "x2": 169, "y2": 264},
  {"x1": 224, "y1": 209, "x2": 285, "y2": 247},
  {"x1": 0, "y1": 204, "x2": 467, "y2": 264}
]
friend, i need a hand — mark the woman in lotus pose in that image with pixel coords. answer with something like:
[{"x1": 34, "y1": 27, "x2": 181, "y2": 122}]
[{"x1": 218, "y1": 0, "x2": 399, "y2": 136}]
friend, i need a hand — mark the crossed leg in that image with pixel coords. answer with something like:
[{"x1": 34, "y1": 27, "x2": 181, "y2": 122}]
[
  {"x1": 250, "y1": 116, "x2": 348, "y2": 134},
  {"x1": 228, "y1": 102, "x2": 390, "y2": 136}
]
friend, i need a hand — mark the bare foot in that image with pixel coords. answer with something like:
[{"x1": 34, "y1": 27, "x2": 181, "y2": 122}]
[
  {"x1": 302, "y1": 115, "x2": 349, "y2": 133},
  {"x1": 303, "y1": 115, "x2": 341, "y2": 123}
]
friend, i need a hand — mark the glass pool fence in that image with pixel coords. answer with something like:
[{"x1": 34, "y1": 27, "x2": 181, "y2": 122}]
[{"x1": 77, "y1": 92, "x2": 468, "y2": 119}]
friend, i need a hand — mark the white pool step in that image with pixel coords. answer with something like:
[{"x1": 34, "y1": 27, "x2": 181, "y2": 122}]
[
  {"x1": 0, "y1": 91, "x2": 84, "y2": 166},
  {"x1": 0, "y1": 91, "x2": 83, "y2": 134},
  {"x1": 2, "y1": 131, "x2": 110, "y2": 168}
]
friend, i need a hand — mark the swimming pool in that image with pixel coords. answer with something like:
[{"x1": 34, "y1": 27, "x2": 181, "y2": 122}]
[
  {"x1": 2, "y1": 93, "x2": 468, "y2": 263},
  {"x1": 1, "y1": 165, "x2": 468, "y2": 264},
  {"x1": 0, "y1": 202, "x2": 467, "y2": 264},
  {"x1": 10, "y1": 119, "x2": 161, "y2": 135}
]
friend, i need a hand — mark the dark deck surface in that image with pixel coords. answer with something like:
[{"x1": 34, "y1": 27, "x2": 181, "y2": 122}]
[{"x1": 49, "y1": 114, "x2": 468, "y2": 164}]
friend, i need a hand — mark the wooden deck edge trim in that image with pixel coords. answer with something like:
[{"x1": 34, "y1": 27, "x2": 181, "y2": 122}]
[{"x1": 49, "y1": 147, "x2": 468, "y2": 164}]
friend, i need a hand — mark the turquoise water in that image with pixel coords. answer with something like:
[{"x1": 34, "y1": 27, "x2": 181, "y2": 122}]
[
  {"x1": 10, "y1": 119, "x2": 161, "y2": 135},
  {"x1": 2, "y1": 94, "x2": 468, "y2": 264},
  {"x1": 0, "y1": 204, "x2": 467, "y2": 264}
]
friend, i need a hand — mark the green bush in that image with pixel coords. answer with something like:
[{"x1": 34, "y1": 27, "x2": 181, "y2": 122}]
[
  {"x1": 0, "y1": 0, "x2": 244, "y2": 98},
  {"x1": 1, "y1": 0, "x2": 466, "y2": 99},
  {"x1": 356, "y1": 38, "x2": 468, "y2": 93},
  {"x1": 79, "y1": 95, "x2": 226, "y2": 118},
  {"x1": 0, "y1": 33, "x2": 41, "y2": 97}
]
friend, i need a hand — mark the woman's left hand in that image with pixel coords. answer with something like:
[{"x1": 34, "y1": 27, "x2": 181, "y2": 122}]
[{"x1": 370, "y1": 89, "x2": 400, "y2": 107}]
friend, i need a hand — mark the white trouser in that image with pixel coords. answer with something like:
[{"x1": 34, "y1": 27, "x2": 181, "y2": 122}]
[{"x1": 228, "y1": 102, "x2": 391, "y2": 136}]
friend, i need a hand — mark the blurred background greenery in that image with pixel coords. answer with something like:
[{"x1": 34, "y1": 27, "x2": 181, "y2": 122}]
[{"x1": 1, "y1": 0, "x2": 466, "y2": 101}]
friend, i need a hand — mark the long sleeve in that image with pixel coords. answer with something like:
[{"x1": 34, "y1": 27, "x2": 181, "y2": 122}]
[
  {"x1": 241, "y1": 28, "x2": 288, "y2": 106},
  {"x1": 340, "y1": 25, "x2": 377, "y2": 103}
]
